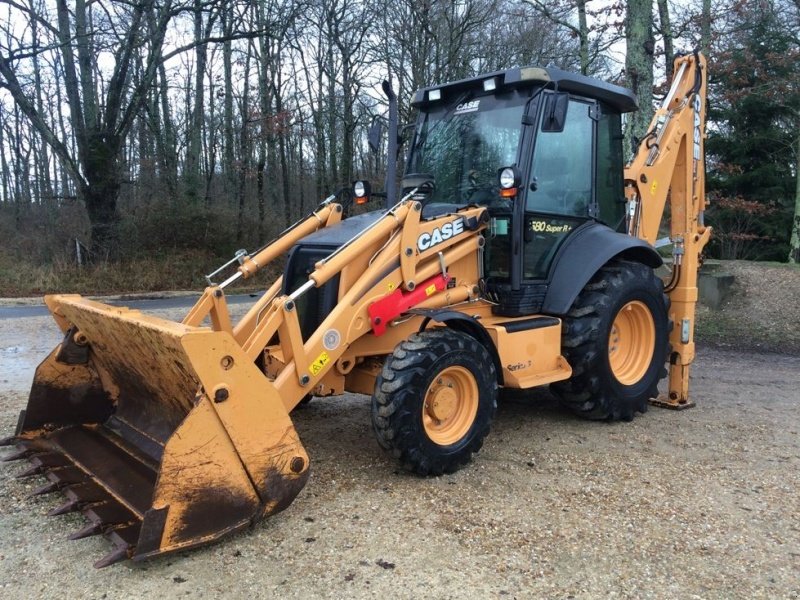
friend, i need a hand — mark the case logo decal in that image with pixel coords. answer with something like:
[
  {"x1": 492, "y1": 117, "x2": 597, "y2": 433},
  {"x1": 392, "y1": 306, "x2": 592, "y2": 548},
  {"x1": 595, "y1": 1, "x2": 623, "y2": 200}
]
[{"x1": 417, "y1": 218, "x2": 465, "y2": 251}]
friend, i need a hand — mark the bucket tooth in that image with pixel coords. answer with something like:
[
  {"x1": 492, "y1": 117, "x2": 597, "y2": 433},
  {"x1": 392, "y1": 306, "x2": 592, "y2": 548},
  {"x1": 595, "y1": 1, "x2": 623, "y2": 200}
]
[
  {"x1": 64, "y1": 481, "x2": 108, "y2": 504},
  {"x1": 45, "y1": 465, "x2": 87, "y2": 486},
  {"x1": 2, "y1": 447, "x2": 38, "y2": 462},
  {"x1": 68, "y1": 522, "x2": 104, "y2": 540},
  {"x1": 94, "y1": 545, "x2": 131, "y2": 569},
  {"x1": 30, "y1": 481, "x2": 67, "y2": 496},
  {"x1": 0, "y1": 435, "x2": 16, "y2": 447},
  {"x1": 31, "y1": 452, "x2": 72, "y2": 467},
  {"x1": 16, "y1": 464, "x2": 47, "y2": 479},
  {"x1": 108, "y1": 523, "x2": 141, "y2": 549},
  {"x1": 48, "y1": 499, "x2": 82, "y2": 516},
  {"x1": 84, "y1": 500, "x2": 137, "y2": 525}
]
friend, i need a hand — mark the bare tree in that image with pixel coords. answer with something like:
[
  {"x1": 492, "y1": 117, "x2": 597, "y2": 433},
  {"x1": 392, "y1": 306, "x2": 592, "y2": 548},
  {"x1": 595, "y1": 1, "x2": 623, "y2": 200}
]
[
  {"x1": 0, "y1": 0, "x2": 269, "y2": 256},
  {"x1": 0, "y1": 0, "x2": 176, "y2": 255},
  {"x1": 656, "y1": 0, "x2": 675, "y2": 78},
  {"x1": 624, "y1": 0, "x2": 655, "y2": 152}
]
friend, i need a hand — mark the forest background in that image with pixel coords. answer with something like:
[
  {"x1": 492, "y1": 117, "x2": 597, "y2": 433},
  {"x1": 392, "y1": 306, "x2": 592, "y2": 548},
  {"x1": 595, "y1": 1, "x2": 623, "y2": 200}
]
[{"x1": 0, "y1": 0, "x2": 798, "y2": 294}]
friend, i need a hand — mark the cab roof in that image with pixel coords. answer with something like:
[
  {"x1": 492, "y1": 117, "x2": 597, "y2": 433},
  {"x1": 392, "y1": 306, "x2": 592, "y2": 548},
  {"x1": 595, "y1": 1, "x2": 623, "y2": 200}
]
[{"x1": 411, "y1": 66, "x2": 638, "y2": 114}]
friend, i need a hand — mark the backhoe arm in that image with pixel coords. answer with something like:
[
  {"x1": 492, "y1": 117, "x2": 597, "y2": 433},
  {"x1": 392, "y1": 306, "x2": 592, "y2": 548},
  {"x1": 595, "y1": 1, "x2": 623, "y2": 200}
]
[{"x1": 624, "y1": 52, "x2": 712, "y2": 408}]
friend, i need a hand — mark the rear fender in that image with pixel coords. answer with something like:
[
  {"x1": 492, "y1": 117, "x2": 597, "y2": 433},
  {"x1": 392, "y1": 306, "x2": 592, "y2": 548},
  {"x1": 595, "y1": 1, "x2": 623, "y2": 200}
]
[{"x1": 542, "y1": 222, "x2": 662, "y2": 316}]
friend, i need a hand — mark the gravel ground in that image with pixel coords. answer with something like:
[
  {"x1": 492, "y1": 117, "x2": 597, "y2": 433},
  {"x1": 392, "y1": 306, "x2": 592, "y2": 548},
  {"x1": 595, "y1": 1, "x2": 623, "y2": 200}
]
[{"x1": 0, "y1": 307, "x2": 799, "y2": 599}]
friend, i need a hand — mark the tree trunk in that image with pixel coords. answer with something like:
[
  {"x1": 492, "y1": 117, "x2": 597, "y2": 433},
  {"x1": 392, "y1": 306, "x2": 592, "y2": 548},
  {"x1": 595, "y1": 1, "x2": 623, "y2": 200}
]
[
  {"x1": 577, "y1": 0, "x2": 589, "y2": 75},
  {"x1": 185, "y1": 0, "x2": 207, "y2": 203},
  {"x1": 624, "y1": 0, "x2": 655, "y2": 153},
  {"x1": 82, "y1": 141, "x2": 122, "y2": 259},
  {"x1": 53, "y1": 65, "x2": 72, "y2": 201},
  {"x1": 156, "y1": 61, "x2": 178, "y2": 201},
  {"x1": 204, "y1": 72, "x2": 218, "y2": 207},
  {"x1": 701, "y1": 0, "x2": 712, "y2": 56},
  {"x1": 0, "y1": 117, "x2": 10, "y2": 204},
  {"x1": 341, "y1": 57, "x2": 354, "y2": 186},
  {"x1": 256, "y1": 0, "x2": 270, "y2": 241},
  {"x1": 276, "y1": 82, "x2": 291, "y2": 224},
  {"x1": 223, "y1": 1, "x2": 236, "y2": 200},
  {"x1": 236, "y1": 47, "x2": 252, "y2": 244},
  {"x1": 31, "y1": 14, "x2": 53, "y2": 206},
  {"x1": 789, "y1": 134, "x2": 800, "y2": 263},
  {"x1": 657, "y1": 0, "x2": 674, "y2": 79},
  {"x1": 325, "y1": 11, "x2": 338, "y2": 190}
]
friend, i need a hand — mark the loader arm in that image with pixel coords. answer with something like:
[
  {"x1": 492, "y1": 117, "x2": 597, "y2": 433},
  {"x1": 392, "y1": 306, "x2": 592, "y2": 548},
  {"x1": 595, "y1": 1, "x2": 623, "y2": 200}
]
[
  {"x1": 623, "y1": 51, "x2": 712, "y2": 408},
  {"x1": 238, "y1": 196, "x2": 488, "y2": 412}
]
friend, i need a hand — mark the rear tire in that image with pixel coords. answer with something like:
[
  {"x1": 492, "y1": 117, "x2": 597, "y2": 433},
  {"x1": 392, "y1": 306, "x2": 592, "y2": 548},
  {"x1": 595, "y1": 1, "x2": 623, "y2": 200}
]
[
  {"x1": 371, "y1": 329, "x2": 498, "y2": 475},
  {"x1": 551, "y1": 259, "x2": 669, "y2": 421}
]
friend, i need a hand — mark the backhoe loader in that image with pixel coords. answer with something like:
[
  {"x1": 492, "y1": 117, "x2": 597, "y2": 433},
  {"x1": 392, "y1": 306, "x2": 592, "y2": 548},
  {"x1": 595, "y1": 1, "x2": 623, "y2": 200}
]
[{"x1": 2, "y1": 52, "x2": 710, "y2": 567}]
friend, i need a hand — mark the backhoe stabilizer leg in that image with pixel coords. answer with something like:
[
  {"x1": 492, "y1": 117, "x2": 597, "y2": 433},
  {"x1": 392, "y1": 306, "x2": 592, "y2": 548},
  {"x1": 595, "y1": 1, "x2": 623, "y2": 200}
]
[{"x1": 650, "y1": 359, "x2": 695, "y2": 410}]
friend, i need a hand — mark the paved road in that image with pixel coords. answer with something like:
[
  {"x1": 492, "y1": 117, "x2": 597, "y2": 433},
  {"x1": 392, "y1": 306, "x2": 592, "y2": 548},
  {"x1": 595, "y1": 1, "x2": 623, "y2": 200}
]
[
  {"x1": 0, "y1": 298, "x2": 255, "y2": 391},
  {"x1": 0, "y1": 294, "x2": 258, "y2": 319}
]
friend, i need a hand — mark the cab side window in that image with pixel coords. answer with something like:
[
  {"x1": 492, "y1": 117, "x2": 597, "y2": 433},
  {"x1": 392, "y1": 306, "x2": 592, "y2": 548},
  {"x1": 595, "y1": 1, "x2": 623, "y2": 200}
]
[
  {"x1": 527, "y1": 98, "x2": 593, "y2": 217},
  {"x1": 596, "y1": 107, "x2": 625, "y2": 229}
]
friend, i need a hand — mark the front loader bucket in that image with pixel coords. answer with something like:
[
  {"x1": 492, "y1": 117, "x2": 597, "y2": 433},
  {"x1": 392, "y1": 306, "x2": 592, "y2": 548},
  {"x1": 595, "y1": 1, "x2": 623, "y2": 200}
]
[{"x1": 2, "y1": 295, "x2": 309, "y2": 568}]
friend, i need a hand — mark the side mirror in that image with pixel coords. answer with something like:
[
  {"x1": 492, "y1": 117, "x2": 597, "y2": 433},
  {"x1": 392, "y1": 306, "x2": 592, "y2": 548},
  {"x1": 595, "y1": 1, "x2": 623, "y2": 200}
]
[
  {"x1": 542, "y1": 92, "x2": 569, "y2": 132},
  {"x1": 352, "y1": 180, "x2": 372, "y2": 205}
]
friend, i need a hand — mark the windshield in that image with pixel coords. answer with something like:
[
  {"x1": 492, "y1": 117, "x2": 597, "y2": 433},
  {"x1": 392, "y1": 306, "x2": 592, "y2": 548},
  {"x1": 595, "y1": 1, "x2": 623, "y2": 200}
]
[{"x1": 408, "y1": 90, "x2": 531, "y2": 206}]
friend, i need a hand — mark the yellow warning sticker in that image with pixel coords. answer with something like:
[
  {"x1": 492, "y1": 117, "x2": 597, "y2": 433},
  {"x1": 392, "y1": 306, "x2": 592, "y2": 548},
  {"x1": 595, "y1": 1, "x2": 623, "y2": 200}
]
[
  {"x1": 309, "y1": 351, "x2": 330, "y2": 376},
  {"x1": 650, "y1": 180, "x2": 658, "y2": 196},
  {"x1": 425, "y1": 284, "x2": 437, "y2": 296}
]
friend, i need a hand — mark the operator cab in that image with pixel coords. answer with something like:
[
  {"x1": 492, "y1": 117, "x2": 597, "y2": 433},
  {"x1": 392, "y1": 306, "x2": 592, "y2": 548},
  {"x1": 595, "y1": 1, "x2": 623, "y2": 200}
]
[{"x1": 406, "y1": 66, "x2": 637, "y2": 316}]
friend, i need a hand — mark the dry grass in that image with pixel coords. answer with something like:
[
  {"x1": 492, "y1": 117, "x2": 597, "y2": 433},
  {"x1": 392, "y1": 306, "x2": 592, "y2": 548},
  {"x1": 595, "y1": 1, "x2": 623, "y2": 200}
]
[
  {"x1": 695, "y1": 260, "x2": 800, "y2": 354},
  {"x1": 0, "y1": 250, "x2": 280, "y2": 297}
]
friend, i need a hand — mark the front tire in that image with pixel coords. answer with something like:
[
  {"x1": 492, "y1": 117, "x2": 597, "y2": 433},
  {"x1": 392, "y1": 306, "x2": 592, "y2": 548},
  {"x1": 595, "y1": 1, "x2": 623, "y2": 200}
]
[
  {"x1": 371, "y1": 329, "x2": 498, "y2": 475},
  {"x1": 551, "y1": 259, "x2": 669, "y2": 421}
]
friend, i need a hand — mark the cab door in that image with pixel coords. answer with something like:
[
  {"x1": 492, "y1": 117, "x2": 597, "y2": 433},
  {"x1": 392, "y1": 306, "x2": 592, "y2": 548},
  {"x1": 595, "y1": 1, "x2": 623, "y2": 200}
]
[{"x1": 522, "y1": 95, "x2": 596, "y2": 280}]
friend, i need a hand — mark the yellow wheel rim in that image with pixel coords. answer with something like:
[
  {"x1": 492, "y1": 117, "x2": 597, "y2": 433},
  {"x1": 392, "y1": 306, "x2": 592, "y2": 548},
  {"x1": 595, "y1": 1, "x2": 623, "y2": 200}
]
[
  {"x1": 608, "y1": 300, "x2": 656, "y2": 386},
  {"x1": 422, "y1": 366, "x2": 479, "y2": 446}
]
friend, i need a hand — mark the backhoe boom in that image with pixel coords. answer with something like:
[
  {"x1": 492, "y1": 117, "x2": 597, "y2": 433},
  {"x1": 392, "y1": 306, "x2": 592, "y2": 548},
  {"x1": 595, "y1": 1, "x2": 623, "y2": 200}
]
[{"x1": 624, "y1": 51, "x2": 711, "y2": 408}]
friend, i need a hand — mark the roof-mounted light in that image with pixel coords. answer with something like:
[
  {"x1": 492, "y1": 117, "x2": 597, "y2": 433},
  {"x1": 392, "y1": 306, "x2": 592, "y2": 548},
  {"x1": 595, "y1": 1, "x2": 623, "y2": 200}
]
[
  {"x1": 483, "y1": 77, "x2": 498, "y2": 92},
  {"x1": 428, "y1": 88, "x2": 441, "y2": 102}
]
